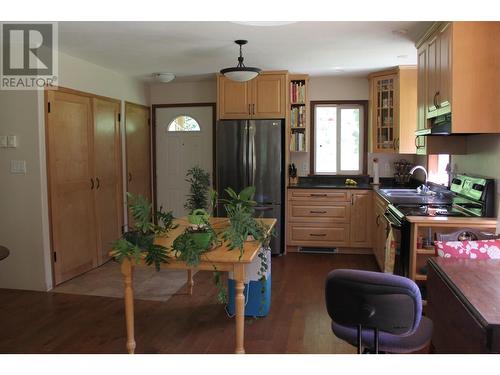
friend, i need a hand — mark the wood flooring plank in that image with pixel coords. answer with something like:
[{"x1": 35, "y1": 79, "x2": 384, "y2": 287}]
[{"x1": 0, "y1": 253, "x2": 378, "y2": 354}]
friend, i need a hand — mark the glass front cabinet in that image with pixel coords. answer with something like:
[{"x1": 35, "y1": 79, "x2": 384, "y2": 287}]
[{"x1": 371, "y1": 74, "x2": 398, "y2": 152}]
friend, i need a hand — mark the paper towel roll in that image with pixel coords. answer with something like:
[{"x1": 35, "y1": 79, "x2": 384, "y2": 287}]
[{"x1": 373, "y1": 158, "x2": 380, "y2": 185}]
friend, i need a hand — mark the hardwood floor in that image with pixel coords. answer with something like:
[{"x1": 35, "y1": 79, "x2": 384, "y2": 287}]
[{"x1": 0, "y1": 253, "x2": 378, "y2": 354}]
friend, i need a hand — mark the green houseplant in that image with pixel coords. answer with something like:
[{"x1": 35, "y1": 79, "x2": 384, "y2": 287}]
[
  {"x1": 184, "y1": 166, "x2": 211, "y2": 212},
  {"x1": 220, "y1": 186, "x2": 271, "y2": 258},
  {"x1": 219, "y1": 186, "x2": 273, "y2": 309},
  {"x1": 172, "y1": 167, "x2": 220, "y2": 267},
  {"x1": 112, "y1": 193, "x2": 178, "y2": 271}
]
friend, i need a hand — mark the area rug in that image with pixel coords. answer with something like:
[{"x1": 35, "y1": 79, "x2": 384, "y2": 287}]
[{"x1": 51, "y1": 260, "x2": 195, "y2": 302}]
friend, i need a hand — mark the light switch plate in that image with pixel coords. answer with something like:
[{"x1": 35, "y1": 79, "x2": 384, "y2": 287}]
[
  {"x1": 0, "y1": 135, "x2": 7, "y2": 148},
  {"x1": 7, "y1": 135, "x2": 17, "y2": 148},
  {"x1": 10, "y1": 160, "x2": 26, "y2": 174}
]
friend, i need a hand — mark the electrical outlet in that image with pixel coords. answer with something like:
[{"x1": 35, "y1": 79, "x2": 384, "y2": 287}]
[
  {"x1": 10, "y1": 160, "x2": 26, "y2": 174},
  {"x1": 301, "y1": 162, "x2": 308, "y2": 174},
  {"x1": 0, "y1": 135, "x2": 7, "y2": 148},
  {"x1": 384, "y1": 162, "x2": 391, "y2": 175},
  {"x1": 7, "y1": 135, "x2": 17, "y2": 148}
]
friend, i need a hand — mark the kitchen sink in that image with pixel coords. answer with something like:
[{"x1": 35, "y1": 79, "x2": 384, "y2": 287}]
[
  {"x1": 379, "y1": 188, "x2": 435, "y2": 197},
  {"x1": 379, "y1": 188, "x2": 451, "y2": 205}
]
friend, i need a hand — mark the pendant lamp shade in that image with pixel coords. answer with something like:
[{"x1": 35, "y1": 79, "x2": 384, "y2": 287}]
[{"x1": 220, "y1": 40, "x2": 261, "y2": 82}]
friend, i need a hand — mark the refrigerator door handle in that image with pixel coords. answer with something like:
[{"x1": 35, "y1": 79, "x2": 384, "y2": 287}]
[
  {"x1": 249, "y1": 121, "x2": 256, "y2": 187},
  {"x1": 242, "y1": 121, "x2": 249, "y2": 188}
]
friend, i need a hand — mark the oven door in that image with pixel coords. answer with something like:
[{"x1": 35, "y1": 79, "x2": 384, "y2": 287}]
[{"x1": 383, "y1": 209, "x2": 403, "y2": 275}]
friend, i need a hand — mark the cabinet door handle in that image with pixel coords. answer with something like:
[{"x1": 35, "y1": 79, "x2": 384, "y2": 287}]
[
  {"x1": 252, "y1": 104, "x2": 255, "y2": 115},
  {"x1": 90, "y1": 178, "x2": 94, "y2": 190},
  {"x1": 96, "y1": 177, "x2": 100, "y2": 190},
  {"x1": 248, "y1": 104, "x2": 251, "y2": 115},
  {"x1": 433, "y1": 91, "x2": 440, "y2": 109},
  {"x1": 376, "y1": 214, "x2": 380, "y2": 226},
  {"x1": 310, "y1": 194, "x2": 327, "y2": 197},
  {"x1": 351, "y1": 195, "x2": 354, "y2": 205},
  {"x1": 128, "y1": 172, "x2": 132, "y2": 182},
  {"x1": 310, "y1": 233, "x2": 327, "y2": 237},
  {"x1": 415, "y1": 136, "x2": 424, "y2": 149},
  {"x1": 393, "y1": 137, "x2": 399, "y2": 151},
  {"x1": 310, "y1": 210, "x2": 327, "y2": 214}
]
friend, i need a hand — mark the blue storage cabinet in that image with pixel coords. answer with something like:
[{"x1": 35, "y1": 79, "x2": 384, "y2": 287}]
[{"x1": 227, "y1": 247, "x2": 271, "y2": 317}]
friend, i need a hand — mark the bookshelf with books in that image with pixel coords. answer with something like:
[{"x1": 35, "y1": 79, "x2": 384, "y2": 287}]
[{"x1": 288, "y1": 75, "x2": 309, "y2": 154}]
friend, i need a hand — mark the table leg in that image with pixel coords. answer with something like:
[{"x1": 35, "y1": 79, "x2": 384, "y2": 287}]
[
  {"x1": 121, "y1": 259, "x2": 136, "y2": 354},
  {"x1": 187, "y1": 269, "x2": 194, "y2": 295},
  {"x1": 234, "y1": 263, "x2": 246, "y2": 354}
]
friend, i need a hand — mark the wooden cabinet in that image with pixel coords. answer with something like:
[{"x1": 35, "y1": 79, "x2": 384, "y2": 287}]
[
  {"x1": 416, "y1": 22, "x2": 500, "y2": 134},
  {"x1": 46, "y1": 89, "x2": 123, "y2": 285},
  {"x1": 372, "y1": 193, "x2": 389, "y2": 271},
  {"x1": 369, "y1": 66, "x2": 417, "y2": 154},
  {"x1": 93, "y1": 98, "x2": 124, "y2": 264},
  {"x1": 217, "y1": 78, "x2": 252, "y2": 119},
  {"x1": 125, "y1": 102, "x2": 151, "y2": 210},
  {"x1": 217, "y1": 72, "x2": 286, "y2": 120},
  {"x1": 252, "y1": 73, "x2": 286, "y2": 118},
  {"x1": 287, "y1": 189, "x2": 372, "y2": 252},
  {"x1": 350, "y1": 191, "x2": 373, "y2": 248}
]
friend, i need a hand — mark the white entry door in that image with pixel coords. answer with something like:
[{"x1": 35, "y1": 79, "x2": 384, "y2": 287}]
[{"x1": 155, "y1": 106, "x2": 213, "y2": 217}]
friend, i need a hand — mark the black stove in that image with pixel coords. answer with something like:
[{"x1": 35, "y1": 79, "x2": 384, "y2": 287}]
[
  {"x1": 390, "y1": 174, "x2": 495, "y2": 219},
  {"x1": 395, "y1": 204, "x2": 470, "y2": 217}
]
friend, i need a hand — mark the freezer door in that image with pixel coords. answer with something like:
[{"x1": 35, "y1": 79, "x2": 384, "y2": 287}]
[
  {"x1": 216, "y1": 120, "x2": 248, "y2": 204},
  {"x1": 248, "y1": 120, "x2": 283, "y2": 204},
  {"x1": 254, "y1": 204, "x2": 283, "y2": 255}
]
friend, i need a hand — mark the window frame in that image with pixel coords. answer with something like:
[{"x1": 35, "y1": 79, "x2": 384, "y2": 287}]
[
  {"x1": 166, "y1": 114, "x2": 202, "y2": 132},
  {"x1": 310, "y1": 100, "x2": 368, "y2": 176}
]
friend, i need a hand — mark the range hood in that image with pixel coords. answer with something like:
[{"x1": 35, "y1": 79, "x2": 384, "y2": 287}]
[{"x1": 416, "y1": 113, "x2": 452, "y2": 136}]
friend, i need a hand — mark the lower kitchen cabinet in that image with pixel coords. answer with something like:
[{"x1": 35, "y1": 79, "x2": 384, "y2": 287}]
[
  {"x1": 373, "y1": 193, "x2": 389, "y2": 270},
  {"x1": 287, "y1": 188, "x2": 372, "y2": 253}
]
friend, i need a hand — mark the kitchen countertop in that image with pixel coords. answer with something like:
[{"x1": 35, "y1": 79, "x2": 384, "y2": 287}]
[{"x1": 288, "y1": 183, "x2": 374, "y2": 190}]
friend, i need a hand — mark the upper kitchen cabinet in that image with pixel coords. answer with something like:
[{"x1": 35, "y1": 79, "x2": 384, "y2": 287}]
[
  {"x1": 417, "y1": 22, "x2": 500, "y2": 134},
  {"x1": 217, "y1": 71, "x2": 287, "y2": 120},
  {"x1": 369, "y1": 66, "x2": 417, "y2": 154}
]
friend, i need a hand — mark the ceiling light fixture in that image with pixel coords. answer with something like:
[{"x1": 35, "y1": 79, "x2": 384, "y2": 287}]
[
  {"x1": 220, "y1": 40, "x2": 261, "y2": 82},
  {"x1": 153, "y1": 73, "x2": 175, "y2": 83}
]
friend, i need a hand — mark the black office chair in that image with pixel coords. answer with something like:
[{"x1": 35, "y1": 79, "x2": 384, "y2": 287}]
[{"x1": 325, "y1": 269, "x2": 433, "y2": 354}]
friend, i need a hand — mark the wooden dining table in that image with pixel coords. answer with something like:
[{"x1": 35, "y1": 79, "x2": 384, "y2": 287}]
[{"x1": 117, "y1": 217, "x2": 276, "y2": 354}]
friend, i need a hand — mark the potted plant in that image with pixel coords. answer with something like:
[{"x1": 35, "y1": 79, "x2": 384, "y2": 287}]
[
  {"x1": 112, "y1": 193, "x2": 177, "y2": 271},
  {"x1": 184, "y1": 165, "x2": 211, "y2": 213},
  {"x1": 171, "y1": 167, "x2": 220, "y2": 267},
  {"x1": 219, "y1": 186, "x2": 271, "y2": 258}
]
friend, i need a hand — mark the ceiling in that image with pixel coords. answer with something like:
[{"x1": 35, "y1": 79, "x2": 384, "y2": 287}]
[{"x1": 58, "y1": 21, "x2": 432, "y2": 82}]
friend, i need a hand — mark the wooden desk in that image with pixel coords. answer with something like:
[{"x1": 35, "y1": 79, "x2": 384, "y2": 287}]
[
  {"x1": 118, "y1": 217, "x2": 276, "y2": 354},
  {"x1": 427, "y1": 257, "x2": 500, "y2": 353}
]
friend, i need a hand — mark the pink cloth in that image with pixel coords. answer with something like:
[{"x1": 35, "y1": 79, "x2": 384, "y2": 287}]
[{"x1": 434, "y1": 239, "x2": 500, "y2": 259}]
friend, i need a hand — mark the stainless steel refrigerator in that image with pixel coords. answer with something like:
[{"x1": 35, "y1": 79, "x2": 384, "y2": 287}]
[{"x1": 216, "y1": 119, "x2": 284, "y2": 255}]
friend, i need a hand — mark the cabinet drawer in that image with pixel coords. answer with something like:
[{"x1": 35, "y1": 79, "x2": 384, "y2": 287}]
[
  {"x1": 290, "y1": 189, "x2": 349, "y2": 202},
  {"x1": 289, "y1": 224, "x2": 350, "y2": 247},
  {"x1": 290, "y1": 202, "x2": 350, "y2": 223}
]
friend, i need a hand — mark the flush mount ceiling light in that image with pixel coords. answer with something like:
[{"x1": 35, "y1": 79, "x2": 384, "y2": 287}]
[
  {"x1": 220, "y1": 40, "x2": 261, "y2": 82},
  {"x1": 153, "y1": 73, "x2": 175, "y2": 83}
]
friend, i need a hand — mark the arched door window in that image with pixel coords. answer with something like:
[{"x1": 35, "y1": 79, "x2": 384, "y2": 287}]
[{"x1": 167, "y1": 115, "x2": 201, "y2": 132}]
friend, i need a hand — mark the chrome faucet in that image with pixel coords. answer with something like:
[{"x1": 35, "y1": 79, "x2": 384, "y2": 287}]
[{"x1": 409, "y1": 165, "x2": 430, "y2": 194}]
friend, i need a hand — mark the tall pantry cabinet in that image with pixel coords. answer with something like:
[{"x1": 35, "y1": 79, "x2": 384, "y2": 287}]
[{"x1": 46, "y1": 88, "x2": 123, "y2": 285}]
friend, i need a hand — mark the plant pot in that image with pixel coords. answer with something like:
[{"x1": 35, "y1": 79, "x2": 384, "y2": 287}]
[
  {"x1": 190, "y1": 232, "x2": 212, "y2": 250},
  {"x1": 188, "y1": 208, "x2": 210, "y2": 226},
  {"x1": 123, "y1": 230, "x2": 154, "y2": 250}
]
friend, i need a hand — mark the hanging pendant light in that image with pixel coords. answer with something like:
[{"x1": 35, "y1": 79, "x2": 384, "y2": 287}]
[{"x1": 220, "y1": 40, "x2": 261, "y2": 82}]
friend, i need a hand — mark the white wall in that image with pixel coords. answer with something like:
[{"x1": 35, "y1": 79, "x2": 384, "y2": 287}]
[
  {"x1": 150, "y1": 79, "x2": 216, "y2": 104},
  {"x1": 452, "y1": 134, "x2": 500, "y2": 216},
  {"x1": 309, "y1": 76, "x2": 369, "y2": 101},
  {"x1": 0, "y1": 51, "x2": 149, "y2": 291}
]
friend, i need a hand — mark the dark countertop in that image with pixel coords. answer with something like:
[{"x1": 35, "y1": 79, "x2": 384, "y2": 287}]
[
  {"x1": 287, "y1": 176, "x2": 419, "y2": 192},
  {"x1": 288, "y1": 183, "x2": 373, "y2": 190}
]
